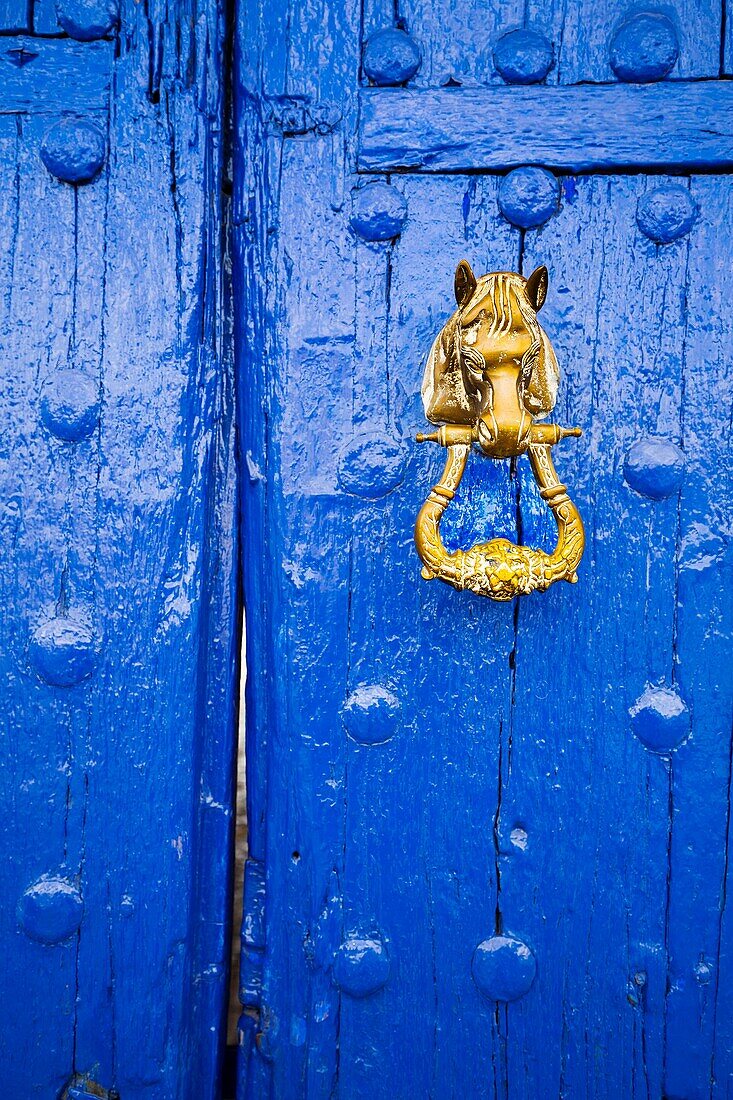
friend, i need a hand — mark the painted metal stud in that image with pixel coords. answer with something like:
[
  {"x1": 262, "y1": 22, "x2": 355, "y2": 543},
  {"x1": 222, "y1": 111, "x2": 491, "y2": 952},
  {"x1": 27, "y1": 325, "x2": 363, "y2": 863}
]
[
  {"x1": 636, "y1": 185, "x2": 697, "y2": 243},
  {"x1": 55, "y1": 0, "x2": 118, "y2": 40},
  {"x1": 342, "y1": 684, "x2": 401, "y2": 745},
  {"x1": 350, "y1": 181, "x2": 407, "y2": 242},
  {"x1": 29, "y1": 614, "x2": 97, "y2": 687},
  {"x1": 18, "y1": 875, "x2": 83, "y2": 944},
  {"x1": 333, "y1": 933, "x2": 390, "y2": 997},
  {"x1": 362, "y1": 27, "x2": 421, "y2": 86},
  {"x1": 498, "y1": 167, "x2": 559, "y2": 228},
  {"x1": 337, "y1": 432, "x2": 406, "y2": 499},
  {"x1": 40, "y1": 119, "x2": 106, "y2": 184},
  {"x1": 40, "y1": 369, "x2": 100, "y2": 442},
  {"x1": 624, "y1": 438, "x2": 685, "y2": 499},
  {"x1": 493, "y1": 28, "x2": 554, "y2": 84},
  {"x1": 609, "y1": 11, "x2": 679, "y2": 83},
  {"x1": 629, "y1": 685, "x2": 690, "y2": 753},
  {"x1": 472, "y1": 934, "x2": 537, "y2": 1002}
]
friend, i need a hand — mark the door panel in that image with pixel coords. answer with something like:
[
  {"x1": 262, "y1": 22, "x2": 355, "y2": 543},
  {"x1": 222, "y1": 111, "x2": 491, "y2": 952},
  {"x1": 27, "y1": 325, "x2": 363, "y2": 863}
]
[
  {"x1": 235, "y1": 3, "x2": 733, "y2": 1098},
  {"x1": 0, "y1": 6, "x2": 237, "y2": 1096}
]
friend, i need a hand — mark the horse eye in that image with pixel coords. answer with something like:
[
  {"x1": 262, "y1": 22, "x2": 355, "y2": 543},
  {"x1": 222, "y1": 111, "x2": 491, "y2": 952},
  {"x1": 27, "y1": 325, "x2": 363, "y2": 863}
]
[{"x1": 461, "y1": 351, "x2": 484, "y2": 379}]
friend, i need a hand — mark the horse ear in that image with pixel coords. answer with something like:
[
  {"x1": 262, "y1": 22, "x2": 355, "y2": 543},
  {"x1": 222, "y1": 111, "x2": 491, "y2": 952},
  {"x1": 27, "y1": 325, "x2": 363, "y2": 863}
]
[
  {"x1": 525, "y1": 265, "x2": 548, "y2": 311},
  {"x1": 454, "y1": 260, "x2": 477, "y2": 307}
]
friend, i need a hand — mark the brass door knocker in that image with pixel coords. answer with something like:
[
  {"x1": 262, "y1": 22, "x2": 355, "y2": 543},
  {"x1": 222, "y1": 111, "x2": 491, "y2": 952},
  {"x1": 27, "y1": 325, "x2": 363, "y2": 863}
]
[{"x1": 414, "y1": 261, "x2": 585, "y2": 601}]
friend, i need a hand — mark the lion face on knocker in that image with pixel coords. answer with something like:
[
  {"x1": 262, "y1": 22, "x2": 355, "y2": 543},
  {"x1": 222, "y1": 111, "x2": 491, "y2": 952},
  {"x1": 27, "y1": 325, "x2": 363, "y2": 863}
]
[{"x1": 421, "y1": 260, "x2": 559, "y2": 431}]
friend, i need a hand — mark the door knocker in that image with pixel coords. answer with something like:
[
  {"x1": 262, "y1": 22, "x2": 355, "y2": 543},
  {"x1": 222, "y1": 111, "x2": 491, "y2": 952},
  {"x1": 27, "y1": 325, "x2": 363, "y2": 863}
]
[{"x1": 414, "y1": 261, "x2": 585, "y2": 601}]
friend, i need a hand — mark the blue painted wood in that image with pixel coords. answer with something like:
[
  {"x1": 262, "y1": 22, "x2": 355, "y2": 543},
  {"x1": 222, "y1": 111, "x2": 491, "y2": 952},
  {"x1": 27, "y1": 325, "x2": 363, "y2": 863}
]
[
  {"x1": 358, "y1": 84, "x2": 733, "y2": 173},
  {"x1": 235, "y1": 1, "x2": 733, "y2": 1098},
  {"x1": 380, "y1": 0, "x2": 721, "y2": 85},
  {"x1": 0, "y1": 1, "x2": 238, "y2": 1096},
  {"x1": 663, "y1": 177, "x2": 733, "y2": 1100},
  {"x1": 0, "y1": 0, "x2": 30, "y2": 31},
  {"x1": 511, "y1": 175, "x2": 691, "y2": 1096},
  {"x1": 0, "y1": 38, "x2": 111, "y2": 110}
]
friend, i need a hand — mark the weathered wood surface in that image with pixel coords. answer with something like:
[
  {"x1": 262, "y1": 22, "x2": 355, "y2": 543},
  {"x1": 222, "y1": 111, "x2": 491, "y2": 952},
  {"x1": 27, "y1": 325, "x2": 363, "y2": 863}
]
[
  {"x1": 0, "y1": 39, "x2": 112, "y2": 112},
  {"x1": 0, "y1": 0, "x2": 237, "y2": 1096},
  {"x1": 236, "y1": 1, "x2": 733, "y2": 1098},
  {"x1": 369, "y1": 0, "x2": 722, "y2": 85},
  {"x1": 358, "y1": 84, "x2": 733, "y2": 173}
]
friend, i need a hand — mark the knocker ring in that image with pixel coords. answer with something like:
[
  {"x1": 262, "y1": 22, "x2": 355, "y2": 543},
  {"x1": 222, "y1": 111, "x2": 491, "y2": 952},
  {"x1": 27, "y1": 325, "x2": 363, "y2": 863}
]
[{"x1": 414, "y1": 261, "x2": 585, "y2": 602}]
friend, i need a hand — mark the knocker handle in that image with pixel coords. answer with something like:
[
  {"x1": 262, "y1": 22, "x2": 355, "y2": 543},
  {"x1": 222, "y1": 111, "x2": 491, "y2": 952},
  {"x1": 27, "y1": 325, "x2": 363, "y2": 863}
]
[
  {"x1": 413, "y1": 260, "x2": 585, "y2": 601},
  {"x1": 415, "y1": 441, "x2": 584, "y2": 601}
]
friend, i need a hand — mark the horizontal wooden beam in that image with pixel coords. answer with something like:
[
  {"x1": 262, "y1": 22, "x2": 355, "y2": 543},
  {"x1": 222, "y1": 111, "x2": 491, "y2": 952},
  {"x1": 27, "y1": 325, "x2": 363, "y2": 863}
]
[
  {"x1": 0, "y1": 38, "x2": 112, "y2": 114},
  {"x1": 358, "y1": 82, "x2": 733, "y2": 173}
]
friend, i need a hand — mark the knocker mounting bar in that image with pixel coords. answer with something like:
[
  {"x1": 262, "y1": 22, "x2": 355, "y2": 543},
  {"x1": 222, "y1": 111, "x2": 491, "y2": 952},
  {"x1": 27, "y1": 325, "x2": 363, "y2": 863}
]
[{"x1": 414, "y1": 261, "x2": 585, "y2": 602}]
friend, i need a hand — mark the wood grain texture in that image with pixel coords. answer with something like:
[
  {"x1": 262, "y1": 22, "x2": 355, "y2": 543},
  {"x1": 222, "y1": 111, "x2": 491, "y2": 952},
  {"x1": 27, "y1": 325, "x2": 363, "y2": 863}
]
[
  {"x1": 513, "y1": 174, "x2": 690, "y2": 1098},
  {"x1": 0, "y1": 1, "x2": 238, "y2": 1095},
  {"x1": 236, "y1": 0, "x2": 733, "y2": 1096},
  {"x1": 234, "y1": 3, "x2": 361, "y2": 1096},
  {"x1": 664, "y1": 176, "x2": 733, "y2": 1099},
  {"x1": 367, "y1": 0, "x2": 721, "y2": 85},
  {"x1": 547, "y1": 0, "x2": 721, "y2": 83},
  {"x1": 358, "y1": 83, "x2": 733, "y2": 173},
  {"x1": 238, "y1": 0, "x2": 730, "y2": 1091},
  {"x1": 0, "y1": 39, "x2": 111, "y2": 112}
]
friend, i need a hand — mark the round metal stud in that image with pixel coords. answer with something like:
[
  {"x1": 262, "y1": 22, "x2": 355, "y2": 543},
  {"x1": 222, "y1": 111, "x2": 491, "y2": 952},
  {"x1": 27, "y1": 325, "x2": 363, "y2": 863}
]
[
  {"x1": 498, "y1": 167, "x2": 559, "y2": 229},
  {"x1": 609, "y1": 12, "x2": 679, "y2": 82},
  {"x1": 343, "y1": 684, "x2": 401, "y2": 745},
  {"x1": 333, "y1": 933, "x2": 390, "y2": 997},
  {"x1": 362, "y1": 27, "x2": 421, "y2": 86},
  {"x1": 40, "y1": 369, "x2": 100, "y2": 442},
  {"x1": 624, "y1": 438, "x2": 685, "y2": 499},
  {"x1": 40, "y1": 119, "x2": 106, "y2": 184},
  {"x1": 472, "y1": 934, "x2": 537, "y2": 1002},
  {"x1": 29, "y1": 614, "x2": 97, "y2": 687},
  {"x1": 629, "y1": 685, "x2": 690, "y2": 753},
  {"x1": 493, "y1": 28, "x2": 554, "y2": 84},
  {"x1": 18, "y1": 875, "x2": 83, "y2": 944},
  {"x1": 350, "y1": 182, "x2": 408, "y2": 242},
  {"x1": 55, "y1": 0, "x2": 118, "y2": 39},
  {"x1": 337, "y1": 432, "x2": 406, "y2": 499},
  {"x1": 636, "y1": 185, "x2": 697, "y2": 243}
]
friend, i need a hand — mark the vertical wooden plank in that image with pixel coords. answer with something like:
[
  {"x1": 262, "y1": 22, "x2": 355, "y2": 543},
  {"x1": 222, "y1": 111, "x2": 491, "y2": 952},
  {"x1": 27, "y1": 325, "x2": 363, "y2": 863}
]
[
  {"x1": 235, "y1": 1, "x2": 362, "y2": 1096},
  {"x1": 335, "y1": 174, "x2": 519, "y2": 1099},
  {"x1": 258, "y1": 135, "x2": 356, "y2": 1097},
  {"x1": 0, "y1": 1, "x2": 236, "y2": 1095},
  {"x1": 0, "y1": 0, "x2": 29, "y2": 30},
  {"x1": 41, "y1": 116, "x2": 115, "y2": 1089},
  {"x1": 0, "y1": 110, "x2": 81, "y2": 1096},
  {"x1": 505, "y1": 174, "x2": 691, "y2": 1097},
  {"x1": 233, "y1": 8, "x2": 284, "y2": 1093},
  {"x1": 77, "y1": 6, "x2": 236, "y2": 1090},
  {"x1": 667, "y1": 177, "x2": 733, "y2": 1100}
]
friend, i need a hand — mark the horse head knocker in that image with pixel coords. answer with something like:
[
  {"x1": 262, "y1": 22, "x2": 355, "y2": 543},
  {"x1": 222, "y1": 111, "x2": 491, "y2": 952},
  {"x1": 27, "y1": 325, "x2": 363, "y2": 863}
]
[{"x1": 414, "y1": 260, "x2": 585, "y2": 601}]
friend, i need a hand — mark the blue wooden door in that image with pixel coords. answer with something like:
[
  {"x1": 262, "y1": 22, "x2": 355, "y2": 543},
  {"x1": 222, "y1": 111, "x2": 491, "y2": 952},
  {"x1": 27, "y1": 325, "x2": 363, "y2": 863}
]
[
  {"x1": 235, "y1": 2, "x2": 733, "y2": 1098},
  {"x1": 0, "y1": 1, "x2": 238, "y2": 1096}
]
